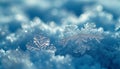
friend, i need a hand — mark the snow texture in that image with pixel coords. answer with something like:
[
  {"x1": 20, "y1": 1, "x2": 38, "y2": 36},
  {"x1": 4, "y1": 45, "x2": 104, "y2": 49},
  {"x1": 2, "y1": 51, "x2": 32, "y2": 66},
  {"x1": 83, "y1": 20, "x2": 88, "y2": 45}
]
[{"x1": 0, "y1": 0, "x2": 120, "y2": 69}]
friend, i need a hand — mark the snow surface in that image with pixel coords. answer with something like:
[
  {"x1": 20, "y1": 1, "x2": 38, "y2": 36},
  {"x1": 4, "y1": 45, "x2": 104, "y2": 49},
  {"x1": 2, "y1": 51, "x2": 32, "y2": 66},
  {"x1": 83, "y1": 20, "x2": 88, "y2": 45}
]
[{"x1": 0, "y1": 0, "x2": 120, "y2": 69}]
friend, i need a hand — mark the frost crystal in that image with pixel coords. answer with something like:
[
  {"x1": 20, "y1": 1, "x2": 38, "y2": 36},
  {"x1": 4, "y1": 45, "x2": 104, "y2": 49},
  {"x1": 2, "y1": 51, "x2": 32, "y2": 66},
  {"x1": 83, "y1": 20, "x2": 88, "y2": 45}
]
[
  {"x1": 27, "y1": 35, "x2": 49, "y2": 51},
  {"x1": 57, "y1": 33, "x2": 103, "y2": 55},
  {"x1": 26, "y1": 35, "x2": 56, "y2": 52}
]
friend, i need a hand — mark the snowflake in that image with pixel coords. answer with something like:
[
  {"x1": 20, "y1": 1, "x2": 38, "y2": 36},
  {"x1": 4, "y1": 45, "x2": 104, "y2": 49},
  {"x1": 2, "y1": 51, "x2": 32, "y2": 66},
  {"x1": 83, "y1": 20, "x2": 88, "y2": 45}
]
[{"x1": 26, "y1": 35, "x2": 56, "y2": 52}]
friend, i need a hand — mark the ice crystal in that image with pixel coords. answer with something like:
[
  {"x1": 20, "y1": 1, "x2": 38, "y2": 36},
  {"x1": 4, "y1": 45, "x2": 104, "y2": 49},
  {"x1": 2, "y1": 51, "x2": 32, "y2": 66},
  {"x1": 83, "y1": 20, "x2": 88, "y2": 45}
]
[
  {"x1": 57, "y1": 33, "x2": 103, "y2": 56},
  {"x1": 26, "y1": 35, "x2": 56, "y2": 52}
]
